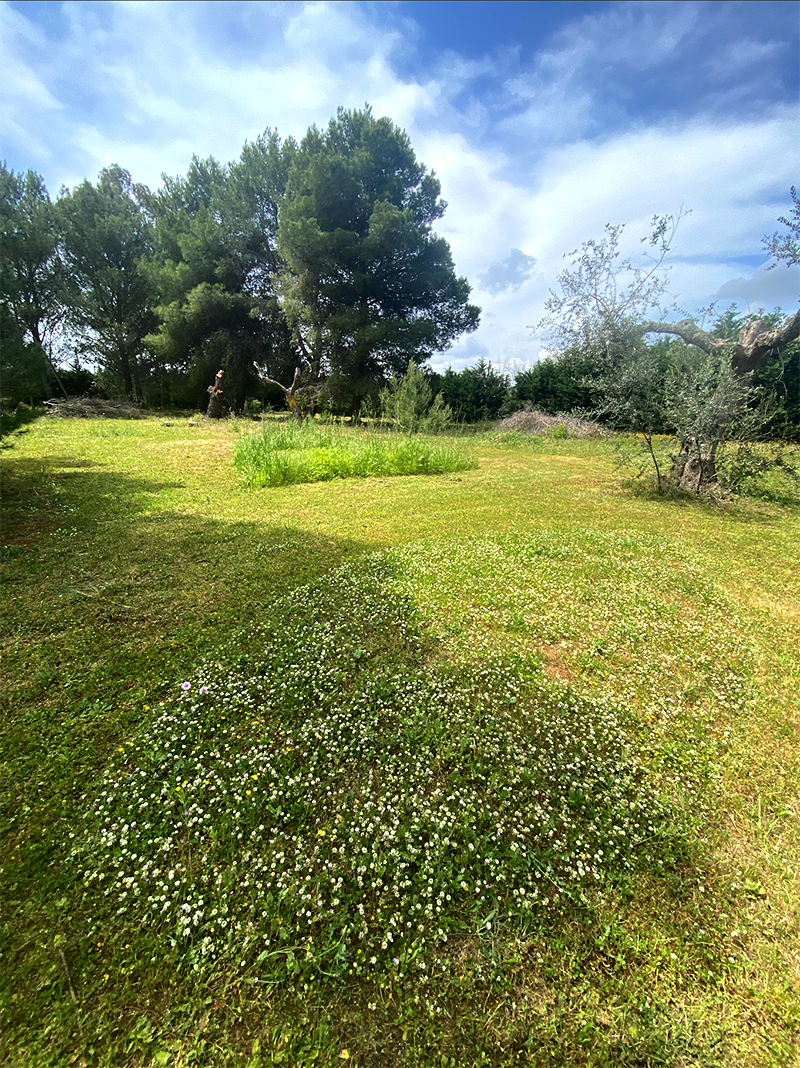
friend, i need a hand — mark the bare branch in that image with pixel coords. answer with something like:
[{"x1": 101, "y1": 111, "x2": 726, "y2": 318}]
[
  {"x1": 640, "y1": 318, "x2": 723, "y2": 354},
  {"x1": 253, "y1": 364, "x2": 304, "y2": 418},
  {"x1": 641, "y1": 308, "x2": 800, "y2": 374},
  {"x1": 253, "y1": 364, "x2": 302, "y2": 394}
]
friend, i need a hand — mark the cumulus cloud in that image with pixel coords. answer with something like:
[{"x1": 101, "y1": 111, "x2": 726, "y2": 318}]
[
  {"x1": 1, "y1": 0, "x2": 796, "y2": 371},
  {"x1": 713, "y1": 264, "x2": 800, "y2": 308}
]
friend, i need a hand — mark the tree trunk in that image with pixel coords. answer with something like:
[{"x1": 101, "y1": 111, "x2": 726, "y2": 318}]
[
  {"x1": 206, "y1": 369, "x2": 226, "y2": 418},
  {"x1": 121, "y1": 350, "x2": 134, "y2": 401},
  {"x1": 252, "y1": 364, "x2": 303, "y2": 421},
  {"x1": 669, "y1": 438, "x2": 718, "y2": 493},
  {"x1": 641, "y1": 308, "x2": 800, "y2": 376}
]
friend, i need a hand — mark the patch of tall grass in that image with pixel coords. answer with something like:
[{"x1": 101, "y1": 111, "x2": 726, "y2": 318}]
[{"x1": 233, "y1": 419, "x2": 476, "y2": 487}]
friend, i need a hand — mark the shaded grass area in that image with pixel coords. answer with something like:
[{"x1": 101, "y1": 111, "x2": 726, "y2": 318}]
[
  {"x1": 234, "y1": 419, "x2": 476, "y2": 487},
  {"x1": 73, "y1": 537, "x2": 705, "y2": 988},
  {"x1": 1, "y1": 416, "x2": 798, "y2": 1067},
  {"x1": 0, "y1": 404, "x2": 44, "y2": 441}
]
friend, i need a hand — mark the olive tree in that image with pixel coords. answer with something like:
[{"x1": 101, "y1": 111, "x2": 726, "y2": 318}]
[{"x1": 538, "y1": 214, "x2": 800, "y2": 492}]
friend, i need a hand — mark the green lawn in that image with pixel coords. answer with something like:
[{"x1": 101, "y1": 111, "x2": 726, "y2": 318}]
[{"x1": 1, "y1": 415, "x2": 798, "y2": 1067}]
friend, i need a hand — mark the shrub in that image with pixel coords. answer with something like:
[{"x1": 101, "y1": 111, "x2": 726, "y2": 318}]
[{"x1": 380, "y1": 360, "x2": 455, "y2": 433}]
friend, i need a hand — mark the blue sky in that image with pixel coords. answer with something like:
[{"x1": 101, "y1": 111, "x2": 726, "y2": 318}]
[{"x1": 2, "y1": 0, "x2": 797, "y2": 370}]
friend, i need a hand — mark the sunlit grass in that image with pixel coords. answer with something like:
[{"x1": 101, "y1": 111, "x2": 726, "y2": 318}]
[
  {"x1": 78, "y1": 535, "x2": 713, "y2": 991},
  {"x1": 233, "y1": 419, "x2": 476, "y2": 487},
  {"x1": 1, "y1": 414, "x2": 798, "y2": 1067}
]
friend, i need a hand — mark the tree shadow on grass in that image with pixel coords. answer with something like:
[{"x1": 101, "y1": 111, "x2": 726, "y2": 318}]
[
  {"x1": 2, "y1": 454, "x2": 365, "y2": 773},
  {"x1": 619, "y1": 474, "x2": 800, "y2": 525},
  {"x1": 1, "y1": 454, "x2": 367, "y2": 874}
]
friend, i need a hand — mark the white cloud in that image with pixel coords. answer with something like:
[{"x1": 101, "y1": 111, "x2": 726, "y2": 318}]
[
  {"x1": 0, "y1": 4, "x2": 66, "y2": 161},
  {"x1": 2, "y1": 0, "x2": 796, "y2": 372},
  {"x1": 439, "y1": 107, "x2": 798, "y2": 366}
]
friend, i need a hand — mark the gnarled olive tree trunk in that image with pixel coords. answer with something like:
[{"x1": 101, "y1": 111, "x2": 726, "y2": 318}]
[
  {"x1": 669, "y1": 439, "x2": 718, "y2": 493},
  {"x1": 641, "y1": 309, "x2": 800, "y2": 492}
]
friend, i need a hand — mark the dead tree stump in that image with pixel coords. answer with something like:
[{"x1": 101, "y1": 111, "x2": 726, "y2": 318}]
[{"x1": 206, "y1": 369, "x2": 226, "y2": 418}]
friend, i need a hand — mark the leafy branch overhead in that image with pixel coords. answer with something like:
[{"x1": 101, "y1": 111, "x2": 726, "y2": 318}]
[
  {"x1": 762, "y1": 186, "x2": 800, "y2": 269},
  {"x1": 538, "y1": 212, "x2": 686, "y2": 348}
]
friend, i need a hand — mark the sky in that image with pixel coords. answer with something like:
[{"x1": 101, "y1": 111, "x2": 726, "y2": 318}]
[{"x1": 1, "y1": 0, "x2": 798, "y2": 371}]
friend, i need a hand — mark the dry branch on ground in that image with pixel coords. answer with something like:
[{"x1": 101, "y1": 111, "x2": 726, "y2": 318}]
[
  {"x1": 43, "y1": 396, "x2": 147, "y2": 419},
  {"x1": 498, "y1": 408, "x2": 607, "y2": 438}
]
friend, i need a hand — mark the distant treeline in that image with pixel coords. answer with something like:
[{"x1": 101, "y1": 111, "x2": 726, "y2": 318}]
[
  {"x1": 2, "y1": 104, "x2": 797, "y2": 437},
  {"x1": 2, "y1": 107, "x2": 481, "y2": 420}
]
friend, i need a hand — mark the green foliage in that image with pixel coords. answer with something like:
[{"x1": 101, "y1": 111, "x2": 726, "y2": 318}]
[
  {"x1": 0, "y1": 303, "x2": 49, "y2": 406},
  {"x1": 589, "y1": 339, "x2": 673, "y2": 486},
  {"x1": 233, "y1": 419, "x2": 475, "y2": 486},
  {"x1": 380, "y1": 359, "x2": 432, "y2": 430},
  {"x1": 537, "y1": 214, "x2": 682, "y2": 351},
  {"x1": 0, "y1": 164, "x2": 65, "y2": 403},
  {"x1": 539, "y1": 214, "x2": 798, "y2": 491},
  {"x1": 432, "y1": 358, "x2": 510, "y2": 423},
  {"x1": 59, "y1": 165, "x2": 155, "y2": 399},
  {"x1": 143, "y1": 134, "x2": 297, "y2": 412},
  {"x1": 422, "y1": 390, "x2": 455, "y2": 433},
  {"x1": 379, "y1": 359, "x2": 454, "y2": 433},
  {"x1": 0, "y1": 164, "x2": 65, "y2": 346},
  {"x1": 512, "y1": 351, "x2": 596, "y2": 415},
  {"x1": 54, "y1": 359, "x2": 97, "y2": 397},
  {"x1": 753, "y1": 341, "x2": 800, "y2": 440},
  {"x1": 276, "y1": 107, "x2": 480, "y2": 418},
  {"x1": 762, "y1": 186, "x2": 800, "y2": 269},
  {"x1": 715, "y1": 441, "x2": 800, "y2": 501},
  {"x1": 665, "y1": 348, "x2": 760, "y2": 452},
  {"x1": 3, "y1": 110, "x2": 480, "y2": 414},
  {"x1": 711, "y1": 304, "x2": 800, "y2": 440}
]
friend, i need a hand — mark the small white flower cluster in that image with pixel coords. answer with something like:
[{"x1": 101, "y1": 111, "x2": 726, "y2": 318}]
[{"x1": 75, "y1": 532, "x2": 750, "y2": 985}]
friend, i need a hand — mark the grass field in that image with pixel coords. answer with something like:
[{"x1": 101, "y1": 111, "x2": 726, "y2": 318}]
[{"x1": 1, "y1": 414, "x2": 798, "y2": 1067}]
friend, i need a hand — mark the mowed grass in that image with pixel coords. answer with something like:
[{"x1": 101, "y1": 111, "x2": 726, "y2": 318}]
[{"x1": 1, "y1": 414, "x2": 798, "y2": 1068}]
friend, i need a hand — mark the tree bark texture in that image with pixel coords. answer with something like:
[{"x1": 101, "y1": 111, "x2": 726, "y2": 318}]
[
  {"x1": 640, "y1": 309, "x2": 800, "y2": 491},
  {"x1": 641, "y1": 308, "x2": 800, "y2": 376},
  {"x1": 669, "y1": 438, "x2": 718, "y2": 493},
  {"x1": 206, "y1": 369, "x2": 226, "y2": 418}
]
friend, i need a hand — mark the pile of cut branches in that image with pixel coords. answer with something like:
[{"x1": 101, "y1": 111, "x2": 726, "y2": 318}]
[
  {"x1": 43, "y1": 397, "x2": 146, "y2": 419},
  {"x1": 498, "y1": 407, "x2": 607, "y2": 438}
]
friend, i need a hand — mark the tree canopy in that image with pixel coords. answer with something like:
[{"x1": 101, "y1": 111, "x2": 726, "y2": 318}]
[
  {"x1": 0, "y1": 165, "x2": 65, "y2": 403},
  {"x1": 143, "y1": 133, "x2": 296, "y2": 412},
  {"x1": 276, "y1": 107, "x2": 479, "y2": 418},
  {"x1": 1, "y1": 109, "x2": 479, "y2": 415},
  {"x1": 59, "y1": 165, "x2": 155, "y2": 401},
  {"x1": 2, "y1": 119, "x2": 795, "y2": 452}
]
